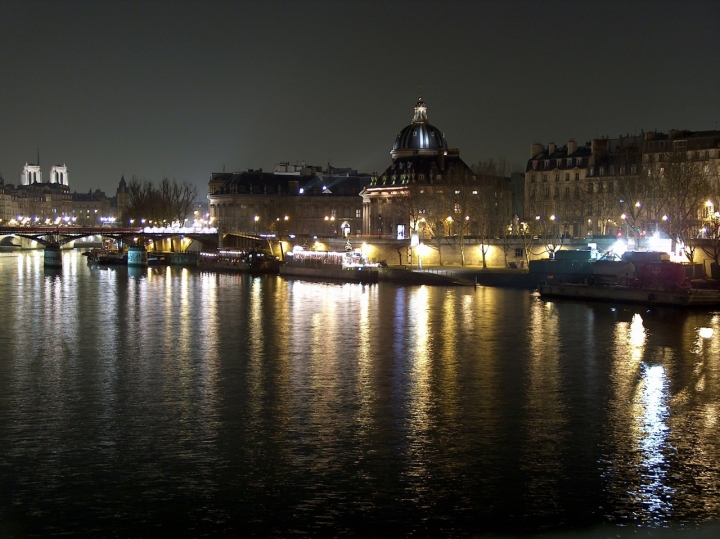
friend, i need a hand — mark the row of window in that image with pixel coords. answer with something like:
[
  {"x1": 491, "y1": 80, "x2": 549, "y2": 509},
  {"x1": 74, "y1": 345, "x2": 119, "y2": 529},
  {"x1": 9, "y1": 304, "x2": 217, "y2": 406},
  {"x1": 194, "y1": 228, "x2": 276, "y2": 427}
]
[
  {"x1": 529, "y1": 181, "x2": 615, "y2": 199},
  {"x1": 645, "y1": 149, "x2": 716, "y2": 161},
  {"x1": 534, "y1": 158, "x2": 586, "y2": 170},
  {"x1": 531, "y1": 172, "x2": 581, "y2": 182},
  {"x1": 588, "y1": 165, "x2": 637, "y2": 176},
  {"x1": 212, "y1": 205, "x2": 362, "y2": 219}
]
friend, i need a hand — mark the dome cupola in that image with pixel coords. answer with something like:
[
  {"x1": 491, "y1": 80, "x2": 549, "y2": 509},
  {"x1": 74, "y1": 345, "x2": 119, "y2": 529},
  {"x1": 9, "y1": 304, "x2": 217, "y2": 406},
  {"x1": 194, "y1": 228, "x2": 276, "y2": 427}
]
[{"x1": 391, "y1": 97, "x2": 448, "y2": 160}]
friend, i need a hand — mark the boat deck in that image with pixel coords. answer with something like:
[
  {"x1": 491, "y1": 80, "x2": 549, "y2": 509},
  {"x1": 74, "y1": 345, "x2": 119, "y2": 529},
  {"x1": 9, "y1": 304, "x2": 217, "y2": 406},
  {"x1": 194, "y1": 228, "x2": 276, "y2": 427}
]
[{"x1": 538, "y1": 283, "x2": 720, "y2": 307}]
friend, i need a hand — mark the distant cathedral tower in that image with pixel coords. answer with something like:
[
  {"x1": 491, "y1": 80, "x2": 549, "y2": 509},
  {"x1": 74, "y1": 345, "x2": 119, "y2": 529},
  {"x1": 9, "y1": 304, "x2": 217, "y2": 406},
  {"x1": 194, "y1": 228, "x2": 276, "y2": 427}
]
[
  {"x1": 116, "y1": 175, "x2": 129, "y2": 211},
  {"x1": 20, "y1": 163, "x2": 42, "y2": 185},
  {"x1": 49, "y1": 164, "x2": 69, "y2": 186}
]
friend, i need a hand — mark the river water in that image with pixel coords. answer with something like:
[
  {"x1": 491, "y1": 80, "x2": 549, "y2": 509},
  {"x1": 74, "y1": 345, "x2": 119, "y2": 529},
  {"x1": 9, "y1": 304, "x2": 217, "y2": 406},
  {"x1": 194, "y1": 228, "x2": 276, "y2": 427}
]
[{"x1": 1, "y1": 250, "x2": 719, "y2": 538}]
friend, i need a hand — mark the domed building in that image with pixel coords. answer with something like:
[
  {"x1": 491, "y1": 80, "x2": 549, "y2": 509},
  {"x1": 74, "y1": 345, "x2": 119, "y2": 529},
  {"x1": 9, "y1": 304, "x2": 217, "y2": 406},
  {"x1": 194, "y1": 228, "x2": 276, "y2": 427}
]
[
  {"x1": 390, "y1": 98, "x2": 448, "y2": 160},
  {"x1": 361, "y1": 97, "x2": 477, "y2": 237}
]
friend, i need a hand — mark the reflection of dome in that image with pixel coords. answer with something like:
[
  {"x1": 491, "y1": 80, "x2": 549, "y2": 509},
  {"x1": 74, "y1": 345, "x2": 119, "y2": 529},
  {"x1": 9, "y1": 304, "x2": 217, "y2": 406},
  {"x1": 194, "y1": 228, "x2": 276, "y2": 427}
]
[{"x1": 391, "y1": 98, "x2": 448, "y2": 160}]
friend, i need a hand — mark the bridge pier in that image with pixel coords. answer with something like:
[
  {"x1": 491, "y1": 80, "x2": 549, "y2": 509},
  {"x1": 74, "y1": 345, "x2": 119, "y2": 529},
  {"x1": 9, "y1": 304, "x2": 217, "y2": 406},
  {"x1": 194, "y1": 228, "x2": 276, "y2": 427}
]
[
  {"x1": 127, "y1": 246, "x2": 148, "y2": 266},
  {"x1": 44, "y1": 245, "x2": 63, "y2": 267}
]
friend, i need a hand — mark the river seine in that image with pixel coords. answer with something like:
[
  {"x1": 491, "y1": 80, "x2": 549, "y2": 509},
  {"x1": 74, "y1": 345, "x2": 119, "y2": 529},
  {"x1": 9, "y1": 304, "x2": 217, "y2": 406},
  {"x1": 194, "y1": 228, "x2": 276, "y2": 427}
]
[{"x1": 1, "y1": 250, "x2": 719, "y2": 538}]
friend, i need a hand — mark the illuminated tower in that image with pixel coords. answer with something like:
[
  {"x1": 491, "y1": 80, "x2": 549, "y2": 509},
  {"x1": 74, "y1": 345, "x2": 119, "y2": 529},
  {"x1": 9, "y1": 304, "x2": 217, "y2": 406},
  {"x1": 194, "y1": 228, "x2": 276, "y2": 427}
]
[
  {"x1": 49, "y1": 164, "x2": 69, "y2": 186},
  {"x1": 20, "y1": 163, "x2": 42, "y2": 185}
]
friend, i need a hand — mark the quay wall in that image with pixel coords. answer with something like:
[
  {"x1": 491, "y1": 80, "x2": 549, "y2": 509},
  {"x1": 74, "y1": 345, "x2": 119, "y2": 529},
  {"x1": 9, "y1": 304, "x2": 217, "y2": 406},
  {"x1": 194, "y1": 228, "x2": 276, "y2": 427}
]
[{"x1": 295, "y1": 236, "x2": 620, "y2": 269}]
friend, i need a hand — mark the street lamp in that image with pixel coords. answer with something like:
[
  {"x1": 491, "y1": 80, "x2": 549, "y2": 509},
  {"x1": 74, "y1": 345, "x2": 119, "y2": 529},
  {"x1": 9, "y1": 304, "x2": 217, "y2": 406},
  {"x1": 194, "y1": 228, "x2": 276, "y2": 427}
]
[{"x1": 621, "y1": 213, "x2": 629, "y2": 242}]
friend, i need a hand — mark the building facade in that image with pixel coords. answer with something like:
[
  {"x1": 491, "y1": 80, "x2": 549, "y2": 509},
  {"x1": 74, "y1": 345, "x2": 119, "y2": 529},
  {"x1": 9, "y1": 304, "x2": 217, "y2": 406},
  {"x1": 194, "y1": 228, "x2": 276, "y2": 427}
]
[
  {"x1": 524, "y1": 130, "x2": 720, "y2": 240},
  {"x1": 360, "y1": 98, "x2": 512, "y2": 241},
  {"x1": 207, "y1": 165, "x2": 370, "y2": 238},
  {"x1": 2, "y1": 166, "x2": 125, "y2": 225}
]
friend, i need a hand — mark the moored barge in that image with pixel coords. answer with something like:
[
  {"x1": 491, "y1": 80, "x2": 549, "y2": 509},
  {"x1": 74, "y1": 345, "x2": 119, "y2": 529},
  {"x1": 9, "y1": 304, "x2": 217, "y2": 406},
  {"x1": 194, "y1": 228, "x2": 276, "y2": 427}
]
[{"x1": 280, "y1": 247, "x2": 379, "y2": 283}]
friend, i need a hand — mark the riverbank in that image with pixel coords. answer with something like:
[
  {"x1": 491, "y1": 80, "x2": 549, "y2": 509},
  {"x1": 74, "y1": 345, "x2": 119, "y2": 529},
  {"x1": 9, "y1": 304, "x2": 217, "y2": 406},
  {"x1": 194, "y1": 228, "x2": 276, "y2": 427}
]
[{"x1": 381, "y1": 265, "x2": 539, "y2": 288}]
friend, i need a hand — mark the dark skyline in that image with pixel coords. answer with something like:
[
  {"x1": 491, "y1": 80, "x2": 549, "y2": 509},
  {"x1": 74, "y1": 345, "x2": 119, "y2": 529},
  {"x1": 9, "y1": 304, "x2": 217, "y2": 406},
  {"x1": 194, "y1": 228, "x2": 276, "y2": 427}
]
[{"x1": 1, "y1": 0, "x2": 719, "y2": 195}]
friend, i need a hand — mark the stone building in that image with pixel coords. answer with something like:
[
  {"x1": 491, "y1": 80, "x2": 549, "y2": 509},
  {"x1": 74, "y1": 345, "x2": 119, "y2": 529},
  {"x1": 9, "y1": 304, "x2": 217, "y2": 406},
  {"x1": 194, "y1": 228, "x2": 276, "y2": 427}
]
[
  {"x1": 525, "y1": 130, "x2": 720, "y2": 239},
  {"x1": 20, "y1": 163, "x2": 42, "y2": 185},
  {"x1": 207, "y1": 164, "x2": 370, "y2": 238},
  {"x1": 2, "y1": 166, "x2": 125, "y2": 225},
  {"x1": 360, "y1": 97, "x2": 511, "y2": 240}
]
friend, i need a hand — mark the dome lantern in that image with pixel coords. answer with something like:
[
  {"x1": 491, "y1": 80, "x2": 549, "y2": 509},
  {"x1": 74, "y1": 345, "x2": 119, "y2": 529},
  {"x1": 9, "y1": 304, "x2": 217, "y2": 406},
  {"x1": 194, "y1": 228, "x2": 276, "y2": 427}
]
[{"x1": 412, "y1": 97, "x2": 428, "y2": 124}]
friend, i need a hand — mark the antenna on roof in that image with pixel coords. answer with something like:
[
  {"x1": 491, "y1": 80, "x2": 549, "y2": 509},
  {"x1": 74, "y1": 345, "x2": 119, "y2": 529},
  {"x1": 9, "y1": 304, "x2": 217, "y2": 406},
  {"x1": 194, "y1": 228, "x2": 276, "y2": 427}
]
[{"x1": 37, "y1": 145, "x2": 40, "y2": 166}]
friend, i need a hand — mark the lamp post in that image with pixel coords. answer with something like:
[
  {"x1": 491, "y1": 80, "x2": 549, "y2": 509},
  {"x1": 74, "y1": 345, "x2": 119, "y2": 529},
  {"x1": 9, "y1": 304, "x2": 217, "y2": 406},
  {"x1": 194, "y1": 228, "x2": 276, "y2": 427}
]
[
  {"x1": 706, "y1": 201, "x2": 715, "y2": 238},
  {"x1": 621, "y1": 213, "x2": 629, "y2": 243}
]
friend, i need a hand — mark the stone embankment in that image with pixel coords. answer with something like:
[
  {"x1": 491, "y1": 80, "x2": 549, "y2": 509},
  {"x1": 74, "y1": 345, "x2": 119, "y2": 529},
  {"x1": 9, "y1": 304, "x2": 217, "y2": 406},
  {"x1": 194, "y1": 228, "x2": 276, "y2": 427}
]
[{"x1": 380, "y1": 266, "x2": 540, "y2": 288}]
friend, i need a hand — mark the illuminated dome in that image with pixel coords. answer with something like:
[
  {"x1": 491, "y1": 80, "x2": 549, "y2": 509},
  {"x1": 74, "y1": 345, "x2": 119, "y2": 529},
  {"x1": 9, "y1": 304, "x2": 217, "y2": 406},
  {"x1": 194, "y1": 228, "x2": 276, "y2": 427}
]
[{"x1": 391, "y1": 97, "x2": 448, "y2": 160}]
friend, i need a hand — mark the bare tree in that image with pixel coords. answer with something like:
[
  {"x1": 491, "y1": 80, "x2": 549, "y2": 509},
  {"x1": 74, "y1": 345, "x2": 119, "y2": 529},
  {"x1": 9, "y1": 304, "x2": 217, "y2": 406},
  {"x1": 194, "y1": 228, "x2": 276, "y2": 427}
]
[
  {"x1": 700, "y1": 161, "x2": 720, "y2": 267},
  {"x1": 659, "y1": 154, "x2": 712, "y2": 261},
  {"x1": 387, "y1": 185, "x2": 424, "y2": 237},
  {"x1": 418, "y1": 185, "x2": 453, "y2": 266},
  {"x1": 123, "y1": 177, "x2": 197, "y2": 224},
  {"x1": 468, "y1": 159, "x2": 512, "y2": 268}
]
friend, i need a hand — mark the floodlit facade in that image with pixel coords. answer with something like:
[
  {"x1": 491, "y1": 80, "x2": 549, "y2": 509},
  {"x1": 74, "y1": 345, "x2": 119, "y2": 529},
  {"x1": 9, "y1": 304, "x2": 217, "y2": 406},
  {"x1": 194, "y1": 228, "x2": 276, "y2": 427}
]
[
  {"x1": 49, "y1": 164, "x2": 69, "y2": 185},
  {"x1": 524, "y1": 130, "x2": 720, "y2": 240},
  {"x1": 0, "y1": 169, "x2": 126, "y2": 225},
  {"x1": 360, "y1": 97, "x2": 511, "y2": 239},
  {"x1": 20, "y1": 163, "x2": 42, "y2": 186}
]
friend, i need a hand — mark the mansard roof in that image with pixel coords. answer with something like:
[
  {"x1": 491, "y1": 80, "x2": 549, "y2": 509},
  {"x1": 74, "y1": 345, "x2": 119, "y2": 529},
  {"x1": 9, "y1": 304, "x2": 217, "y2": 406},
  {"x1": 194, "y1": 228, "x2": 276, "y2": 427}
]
[
  {"x1": 209, "y1": 169, "x2": 371, "y2": 196},
  {"x1": 369, "y1": 152, "x2": 475, "y2": 189}
]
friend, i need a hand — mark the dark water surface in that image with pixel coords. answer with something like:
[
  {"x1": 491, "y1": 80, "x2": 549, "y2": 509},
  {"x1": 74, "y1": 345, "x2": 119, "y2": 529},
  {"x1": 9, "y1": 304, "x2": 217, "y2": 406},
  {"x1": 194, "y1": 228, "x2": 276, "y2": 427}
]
[{"x1": 1, "y1": 251, "x2": 720, "y2": 538}]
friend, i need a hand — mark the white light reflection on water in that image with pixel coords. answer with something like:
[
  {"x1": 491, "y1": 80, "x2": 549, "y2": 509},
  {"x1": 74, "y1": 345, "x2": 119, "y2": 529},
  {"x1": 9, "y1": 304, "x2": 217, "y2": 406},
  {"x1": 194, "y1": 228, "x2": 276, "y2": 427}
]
[
  {"x1": 635, "y1": 363, "x2": 673, "y2": 517},
  {"x1": 605, "y1": 312, "x2": 676, "y2": 524}
]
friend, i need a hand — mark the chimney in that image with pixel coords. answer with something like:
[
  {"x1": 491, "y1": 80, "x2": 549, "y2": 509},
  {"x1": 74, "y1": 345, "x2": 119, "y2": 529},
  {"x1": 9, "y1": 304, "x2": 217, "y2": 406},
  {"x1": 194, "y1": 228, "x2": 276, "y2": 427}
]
[
  {"x1": 288, "y1": 180, "x2": 299, "y2": 195},
  {"x1": 567, "y1": 139, "x2": 577, "y2": 155},
  {"x1": 548, "y1": 142, "x2": 556, "y2": 155},
  {"x1": 590, "y1": 139, "x2": 608, "y2": 162},
  {"x1": 531, "y1": 143, "x2": 544, "y2": 158}
]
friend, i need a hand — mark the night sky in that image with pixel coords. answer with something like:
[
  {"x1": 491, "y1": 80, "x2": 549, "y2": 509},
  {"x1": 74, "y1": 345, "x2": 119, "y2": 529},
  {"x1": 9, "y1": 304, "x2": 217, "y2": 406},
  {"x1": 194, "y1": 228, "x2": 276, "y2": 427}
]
[{"x1": 1, "y1": 0, "x2": 719, "y2": 195}]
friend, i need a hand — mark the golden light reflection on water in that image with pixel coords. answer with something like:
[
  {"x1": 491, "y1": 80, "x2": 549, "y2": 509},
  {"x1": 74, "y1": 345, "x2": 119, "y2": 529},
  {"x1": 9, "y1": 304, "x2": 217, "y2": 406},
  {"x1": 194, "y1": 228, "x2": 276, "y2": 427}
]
[
  {"x1": 282, "y1": 281, "x2": 380, "y2": 475},
  {"x1": 4, "y1": 253, "x2": 720, "y2": 534},
  {"x1": 404, "y1": 286, "x2": 433, "y2": 484},
  {"x1": 247, "y1": 276, "x2": 272, "y2": 432},
  {"x1": 523, "y1": 300, "x2": 567, "y2": 514}
]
